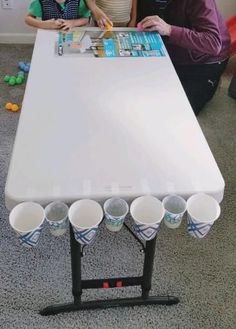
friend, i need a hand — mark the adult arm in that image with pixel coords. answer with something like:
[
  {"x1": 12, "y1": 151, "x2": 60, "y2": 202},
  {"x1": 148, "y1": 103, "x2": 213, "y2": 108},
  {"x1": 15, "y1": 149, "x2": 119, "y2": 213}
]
[
  {"x1": 168, "y1": 0, "x2": 222, "y2": 56},
  {"x1": 140, "y1": 0, "x2": 223, "y2": 56}
]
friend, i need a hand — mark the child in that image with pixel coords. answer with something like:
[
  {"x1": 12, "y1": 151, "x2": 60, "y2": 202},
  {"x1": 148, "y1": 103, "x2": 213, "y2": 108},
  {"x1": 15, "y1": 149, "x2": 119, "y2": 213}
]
[
  {"x1": 86, "y1": 0, "x2": 137, "y2": 28},
  {"x1": 25, "y1": 0, "x2": 91, "y2": 31}
]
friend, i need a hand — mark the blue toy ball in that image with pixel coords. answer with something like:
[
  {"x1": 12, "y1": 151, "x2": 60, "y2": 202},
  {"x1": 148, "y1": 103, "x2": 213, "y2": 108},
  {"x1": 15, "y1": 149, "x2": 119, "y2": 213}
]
[
  {"x1": 25, "y1": 64, "x2": 31, "y2": 72},
  {"x1": 18, "y1": 61, "x2": 24, "y2": 69},
  {"x1": 18, "y1": 61, "x2": 31, "y2": 73},
  {"x1": 23, "y1": 65, "x2": 29, "y2": 73}
]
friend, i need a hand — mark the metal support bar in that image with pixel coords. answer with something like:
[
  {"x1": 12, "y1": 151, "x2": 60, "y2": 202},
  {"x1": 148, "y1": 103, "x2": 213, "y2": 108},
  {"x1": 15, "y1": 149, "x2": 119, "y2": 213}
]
[
  {"x1": 40, "y1": 296, "x2": 179, "y2": 316},
  {"x1": 82, "y1": 276, "x2": 142, "y2": 289}
]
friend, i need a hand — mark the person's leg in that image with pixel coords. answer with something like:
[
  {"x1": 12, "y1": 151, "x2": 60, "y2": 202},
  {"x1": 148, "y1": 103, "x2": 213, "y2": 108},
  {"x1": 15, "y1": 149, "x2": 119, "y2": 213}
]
[
  {"x1": 174, "y1": 60, "x2": 228, "y2": 115},
  {"x1": 228, "y1": 71, "x2": 236, "y2": 99}
]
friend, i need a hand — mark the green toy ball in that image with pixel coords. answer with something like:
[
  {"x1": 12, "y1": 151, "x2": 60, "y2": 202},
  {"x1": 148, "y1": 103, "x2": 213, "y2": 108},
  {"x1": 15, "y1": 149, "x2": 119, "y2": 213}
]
[
  {"x1": 4, "y1": 75, "x2": 10, "y2": 82},
  {"x1": 9, "y1": 77, "x2": 16, "y2": 86},
  {"x1": 16, "y1": 77, "x2": 23, "y2": 85}
]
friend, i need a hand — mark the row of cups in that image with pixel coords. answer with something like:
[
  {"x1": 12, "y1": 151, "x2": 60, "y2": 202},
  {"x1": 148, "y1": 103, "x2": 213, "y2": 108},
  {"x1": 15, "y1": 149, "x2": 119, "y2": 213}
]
[{"x1": 9, "y1": 193, "x2": 221, "y2": 248}]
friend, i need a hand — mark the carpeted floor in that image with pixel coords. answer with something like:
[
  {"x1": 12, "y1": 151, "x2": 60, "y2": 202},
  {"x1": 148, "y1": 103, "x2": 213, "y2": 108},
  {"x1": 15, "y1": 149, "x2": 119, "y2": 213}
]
[{"x1": 0, "y1": 44, "x2": 235, "y2": 329}]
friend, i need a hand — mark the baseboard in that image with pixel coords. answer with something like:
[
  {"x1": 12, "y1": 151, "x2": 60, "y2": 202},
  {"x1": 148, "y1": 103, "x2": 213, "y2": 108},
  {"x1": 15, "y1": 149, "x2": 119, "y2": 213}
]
[{"x1": 0, "y1": 33, "x2": 36, "y2": 44}]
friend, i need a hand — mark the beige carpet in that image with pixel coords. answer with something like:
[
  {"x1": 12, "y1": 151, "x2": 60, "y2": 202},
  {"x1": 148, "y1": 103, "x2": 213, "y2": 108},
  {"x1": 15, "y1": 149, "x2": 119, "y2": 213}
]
[{"x1": 0, "y1": 45, "x2": 235, "y2": 329}]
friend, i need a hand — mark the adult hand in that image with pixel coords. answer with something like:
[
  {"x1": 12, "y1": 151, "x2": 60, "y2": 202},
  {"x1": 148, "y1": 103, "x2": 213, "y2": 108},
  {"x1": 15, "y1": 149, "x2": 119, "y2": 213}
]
[{"x1": 139, "y1": 15, "x2": 171, "y2": 36}]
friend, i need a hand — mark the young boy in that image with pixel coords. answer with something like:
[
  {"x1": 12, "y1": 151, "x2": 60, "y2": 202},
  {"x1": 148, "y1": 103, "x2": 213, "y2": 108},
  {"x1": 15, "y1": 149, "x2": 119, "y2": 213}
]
[
  {"x1": 86, "y1": 0, "x2": 137, "y2": 28},
  {"x1": 25, "y1": 0, "x2": 91, "y2": 31}
]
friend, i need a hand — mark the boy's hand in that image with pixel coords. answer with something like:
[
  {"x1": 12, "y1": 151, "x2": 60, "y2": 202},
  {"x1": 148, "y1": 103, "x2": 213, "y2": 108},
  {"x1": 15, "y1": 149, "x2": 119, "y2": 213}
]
[
  {"x1": 59, "y1": 19, "x2": 75, "y2": 31},
  {"x1": 43, "y1": 19, "x2": 63, "y2": 29}
]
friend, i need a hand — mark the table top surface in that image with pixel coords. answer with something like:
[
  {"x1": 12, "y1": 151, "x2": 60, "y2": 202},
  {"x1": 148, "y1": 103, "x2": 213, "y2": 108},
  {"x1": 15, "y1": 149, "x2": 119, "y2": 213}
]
[{"x1": 5, "y1": 28, "x2": 224, "y2": 210}]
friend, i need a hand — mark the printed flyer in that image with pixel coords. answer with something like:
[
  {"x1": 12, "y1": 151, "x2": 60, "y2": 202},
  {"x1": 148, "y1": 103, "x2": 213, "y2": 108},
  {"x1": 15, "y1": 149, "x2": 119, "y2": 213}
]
[{"x1": 56, "y1": 30, "x2": 166, "y2": 58}]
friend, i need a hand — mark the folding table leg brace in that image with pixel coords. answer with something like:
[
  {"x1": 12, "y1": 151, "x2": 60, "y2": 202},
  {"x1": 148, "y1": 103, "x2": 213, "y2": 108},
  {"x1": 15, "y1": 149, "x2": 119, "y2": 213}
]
[{"x1": 40, "y1": 225, "x2": 179, "y2": 316}]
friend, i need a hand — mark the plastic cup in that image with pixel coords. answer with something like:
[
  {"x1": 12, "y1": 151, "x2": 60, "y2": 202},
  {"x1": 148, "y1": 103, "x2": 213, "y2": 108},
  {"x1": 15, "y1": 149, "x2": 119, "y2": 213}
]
[
  {"x1": 162, "y1": 194, "x2": 187, "y2": 229},
  {"x1": 68, "y1": 199, "x2": 103, "y2": 245},
  {"x1": 130, "y1": 195, "x2": 165, "y2": 241},
  {"x1": 186, "y1": 193, "x2": 221, "y2": 238},
  {"x1": 45, "y1": 201, "x2": 68, "y2": 236},
  {"x1": 9, "y1": 202, "x2": 45, "y2": 247},
  {"x1": 104, "y1": 198, "x2": 129, "y2": 232}
]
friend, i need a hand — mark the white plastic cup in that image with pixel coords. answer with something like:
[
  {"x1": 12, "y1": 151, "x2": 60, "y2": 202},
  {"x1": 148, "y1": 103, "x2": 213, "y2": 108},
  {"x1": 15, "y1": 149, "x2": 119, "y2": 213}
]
[
  {"x1": 9, "y1": 202, "x2": 45, "y2": 247},
  {"x1": 130, "y1": 195, "x2": 165, "y2": 241},
  {"x1": 45, "y1": 201, "x2": 69, "y2": 236},
  {"x1": 68, "y1": 199, "x2": 103, "y2": 245},
  {"x1": 186, "y1": 193, "x2": 221, "y2": 238},
  {"x1": 162, "y1": 194, "x2": 187, "y2": 229},
  {"x1": 104, "y1": 198, "x2": 129, "y2": 232}
]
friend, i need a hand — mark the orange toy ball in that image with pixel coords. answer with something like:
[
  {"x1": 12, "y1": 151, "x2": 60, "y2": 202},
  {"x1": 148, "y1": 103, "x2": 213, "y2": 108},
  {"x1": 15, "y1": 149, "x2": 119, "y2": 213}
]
[
  {"x1": 5, "y1": 102, "x2": 13, "y2": 110},
  {"x1": 11, "y1": 104, "x2": 20, "y2": 112}
]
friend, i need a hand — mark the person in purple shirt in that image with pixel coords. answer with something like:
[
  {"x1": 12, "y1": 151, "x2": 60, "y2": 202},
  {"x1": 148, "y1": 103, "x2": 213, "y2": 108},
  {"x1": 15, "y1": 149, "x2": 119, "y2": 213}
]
[{"x1": 137, "y1": 0, "x2": 231, "y2": 115}]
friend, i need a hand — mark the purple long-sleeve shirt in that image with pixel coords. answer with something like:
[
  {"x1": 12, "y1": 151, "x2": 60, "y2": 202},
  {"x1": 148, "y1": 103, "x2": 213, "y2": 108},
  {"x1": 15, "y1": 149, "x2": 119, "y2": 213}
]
[{"x1": 164, "y1": 0, "x2": 231, "y2": 64}]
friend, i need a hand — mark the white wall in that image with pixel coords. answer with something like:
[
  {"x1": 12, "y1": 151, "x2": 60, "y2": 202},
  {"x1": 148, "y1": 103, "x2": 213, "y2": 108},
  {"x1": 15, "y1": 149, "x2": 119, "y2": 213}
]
[
  {"x1": 0, "y1": 0, "x2": 236, "y2": 43},
  {"x1": 0, "y1": 0, "x2": 36, "y2": 43},
  {"x1": 215, "y1": 0, "x2": 236, "y2": 19}
]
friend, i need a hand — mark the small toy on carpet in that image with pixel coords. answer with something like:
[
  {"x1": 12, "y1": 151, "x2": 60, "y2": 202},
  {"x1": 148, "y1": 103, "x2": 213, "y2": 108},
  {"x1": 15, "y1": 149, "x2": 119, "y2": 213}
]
[{"x1": 5, "y1": 103, "x2": 20, "y2": 112}]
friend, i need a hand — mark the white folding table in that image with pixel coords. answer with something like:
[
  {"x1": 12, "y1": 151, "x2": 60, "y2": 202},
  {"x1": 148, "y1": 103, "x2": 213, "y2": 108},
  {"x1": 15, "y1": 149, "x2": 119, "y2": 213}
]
[{"x1": 5, "y1": 28, "x2": 224, "y2": 315}]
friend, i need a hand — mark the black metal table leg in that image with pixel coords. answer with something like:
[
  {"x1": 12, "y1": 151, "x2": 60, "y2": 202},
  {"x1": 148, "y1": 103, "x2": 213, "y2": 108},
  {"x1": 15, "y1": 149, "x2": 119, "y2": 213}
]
[
  {"x1": 141, "y1": 236, "x2": 179, "y2": 305},
  {"x1": 40, "y1": 227, "x2": 179, "y2": 316},
  {"x1": 70, "y1": 224, "x2": 82, "y2": 304},
  {"x1": 142, "y1": 236, "x2": 157, "y2": 299},
  {"x1": 40, "y1": 224, "x2": 83, "y2": 315}
]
